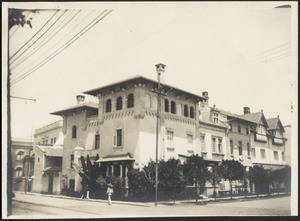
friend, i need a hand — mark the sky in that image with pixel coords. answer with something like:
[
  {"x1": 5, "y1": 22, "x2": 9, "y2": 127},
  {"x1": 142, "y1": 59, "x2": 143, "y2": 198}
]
[{"x1": 3, "y1": 2, "x2": 298, "y2": 139}]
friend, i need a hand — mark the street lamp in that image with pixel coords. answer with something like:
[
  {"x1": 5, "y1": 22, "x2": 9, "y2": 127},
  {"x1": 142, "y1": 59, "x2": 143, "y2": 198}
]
[{"x1": 154, "y1": 63, "x2": 166, "y2": 207}]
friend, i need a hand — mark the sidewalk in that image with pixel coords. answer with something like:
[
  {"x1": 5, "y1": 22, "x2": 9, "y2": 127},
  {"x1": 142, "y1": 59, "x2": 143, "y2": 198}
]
[{"x1": 13, "y1": 191, "x2": 290, "y2": 207}]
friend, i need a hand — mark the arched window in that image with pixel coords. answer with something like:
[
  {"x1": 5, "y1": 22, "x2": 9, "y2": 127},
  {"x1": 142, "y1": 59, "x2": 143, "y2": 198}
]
[
  {"x1": 127, "y1": 94, "x2": 134, "y2": 108},
  {"x1": 106, "y1": 99, "x2": 112, "y2": 113},
  {"x1": 15, "y1": 166, "x2": 23, "y2": 177},
  {"x1": 72, "y1": 126, "x2": 77, "y2": 138},
  {"x1": 165, "y1": 99, "x2": 169, "y2": 112},
  {"x1": 171, "y1": 101, "x2": 176, "y2": 114},
  {"x1": 184, "y1": 105, "x2": 189, "y2": 117},
  {"x1": 145, "y1": 93, "x2": 151, "y2": 108},
  {"x1": 116, "y1": 97, "x2": 123, "y2": 110},
  {"x1": 190, "y1": 106, "x2": 195, "y2": 119}
]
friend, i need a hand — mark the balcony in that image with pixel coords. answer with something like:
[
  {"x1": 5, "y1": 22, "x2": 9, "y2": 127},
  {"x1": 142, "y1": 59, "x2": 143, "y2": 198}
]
[
  {"x1": 255, "y1": 133, "x2": 267, "y2": 143},
  {"x1": 272, "y1": 137, "x2": 284, "y2": 145},
  {"x1": 212, "y1": 152, "x2": 225, "y2": 161}
]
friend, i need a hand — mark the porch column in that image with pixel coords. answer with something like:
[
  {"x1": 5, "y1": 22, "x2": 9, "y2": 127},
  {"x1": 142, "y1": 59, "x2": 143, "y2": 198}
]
[
  {"x1": 125, "y1": 166, "x2": 128, "y2": 188},
  {"x1": 106, "y1": 165, "x2": 109, "y2": 177},
  {"x1": 111, "y1": 165, "x2": 114, "y2": 176},
  {"x1": 120, "y1": 164, "x2": 123, "y2": 177}
]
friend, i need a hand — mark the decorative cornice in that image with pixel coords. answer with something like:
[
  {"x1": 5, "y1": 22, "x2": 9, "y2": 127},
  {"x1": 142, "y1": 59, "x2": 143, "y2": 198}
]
[{"x1": 103, "y1": 110, "x2": 134, "y2": 120}]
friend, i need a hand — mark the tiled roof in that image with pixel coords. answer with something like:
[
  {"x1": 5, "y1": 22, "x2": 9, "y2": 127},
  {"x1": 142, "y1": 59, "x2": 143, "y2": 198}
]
[
  {"x1": 37, "y1": 145, "x2": 63, "y2": 157},
  {"x1": 238, "y1": 112, "x2": 263, "y2": 124},
  {"x1": 83, "y1": 75, "x2": 206, "y2": 101},
  {"x1": 96, "y1": 153, "x2": 134, "y2": 162},
  {"x1": 51, "y1": 102, "x2": 98, "y2": 116}
]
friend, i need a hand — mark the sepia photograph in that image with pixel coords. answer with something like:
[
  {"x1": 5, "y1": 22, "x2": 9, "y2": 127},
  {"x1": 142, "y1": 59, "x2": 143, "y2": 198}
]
[{"x1": 2, "y1": 1, "x2": 298, "y2": 219}]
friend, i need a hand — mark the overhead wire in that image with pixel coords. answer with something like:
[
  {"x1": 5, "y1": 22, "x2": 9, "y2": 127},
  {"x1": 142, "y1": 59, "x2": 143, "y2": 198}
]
[
  {"x1": 10, "y1": 10, "x2": 68, "y2": 65},
  {"x1": 11, "y1": 9, "x2": 112, "y2": 86},
  {"x1": 9, "y1": 10, "x2": 59, "y2": 60},
  {"x1": 12, "y1": 10, "x2": 95, "y2": 81},
  {"x1": 11, "y1": 10, "x2": 81, "y2": 71}
]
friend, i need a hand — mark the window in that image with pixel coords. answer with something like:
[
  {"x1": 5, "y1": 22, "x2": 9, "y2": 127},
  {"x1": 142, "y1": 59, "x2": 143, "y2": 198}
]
[
  {"x1": 171, "y1": 101, "x2": 176, "y2": 114},
  {"x1": 229, "y1": 124, "x2": 232, "y2": 131},
  {"x1": 282, "y1": 152, "x2": 285, "y2": 161},
  {"x1": 53, "y1": 137, "x2": 56, "y2": 144},
  {"x1": 17, "y1": 152, "x2": 24, "y2": 160},
  {"x1": 247, "y1": 143, "x2": 250, "y2": 157},
  {"x1": 238, "y1": 141, "x2": 243, "y2": 156},
  {"x1": 246, "y1": 127, "x2": 249, "y2": 135},
  {"x1": 274, "y1": 151, "x2": 278, "y2": 160},
  {"x1": 116, "y1": 97, "x2": 123, "y2": 110},
  {"x1": 106, "y1": 99, "x2": 112, "y2": 112},
  {"x1": 238, "y1": 125, "x2": 241, "y2": 133},
  {"x1": 187, "y1": 134, "x2": 193, "y2": 144},
  {"x1": 184, "y1": 105, "x2": 189, "y2": 117},
  {"x1": 230, "y1": 140, "x2": 234, "y2": 155},
  {"x1": 127, "y1": 94, "x2": 134, "y2": 108},
  {"x1": 166, "y1": 131, "x2": 174, "y2": 147},
  {"x1": 113, "y1": 129, "x2": 123, "y2": 147},
  {"x1": 72, "y1": 126, "x2": 77, "y2": 138},
  {"x1": 70, "y1": 154, "x2": 74, "y2": 168},
  {"x1": 218, "y1": 138, "x2": 222, "y2": 153},
  {"x1": 69, "y1": 179, "x2": 75, "y2": 190},
  {"x1": 164, "y1": 99, "x2": 169, "y2": 112},
  {"x1": 50, "y1": 138, "x2": 53, "y2": 145},
  {"x1": 212, "y1": 138, "x2": 216, "y2": 153},
  {"x1": 200, "y1": 134, "x2": 205, "y2": 152},
  {"x1": 213, "y1": 113, "x2": 218, "y2": 124},
  {"x1": 251, "y1": 148, "x2": 256, "y2": 158},
  {"x1": 15, "y1": 167, "x2": 23, "y2": 177},
  {"x1": 260, "y1": 149, "x2": 266, "y2": 159},
  {"x1": 190, "y1": 106, "x2": 194, "y2": 119},
  {"x1": 95, "y1": 134, "x2": 100, "y2": 149}
]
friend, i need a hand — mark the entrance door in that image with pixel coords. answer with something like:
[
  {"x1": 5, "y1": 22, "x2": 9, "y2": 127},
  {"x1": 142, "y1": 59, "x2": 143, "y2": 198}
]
[{"x1": 48, "y1": 174, "x2": 53, "y2": 194}]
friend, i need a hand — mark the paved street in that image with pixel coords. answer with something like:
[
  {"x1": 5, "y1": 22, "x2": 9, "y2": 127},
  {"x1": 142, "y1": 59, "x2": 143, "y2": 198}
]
[{"x1": 9, "y1": 192, "x2": 291, "y2": 218}]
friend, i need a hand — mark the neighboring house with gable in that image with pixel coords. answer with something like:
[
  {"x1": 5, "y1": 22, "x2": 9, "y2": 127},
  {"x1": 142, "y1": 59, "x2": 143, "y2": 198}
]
[{"x1": 32, "y1": 120, "x2": 64, "y2": 194}]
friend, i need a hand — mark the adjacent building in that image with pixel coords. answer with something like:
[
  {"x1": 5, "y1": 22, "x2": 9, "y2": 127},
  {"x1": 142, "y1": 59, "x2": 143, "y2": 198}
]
[
  {"x1": 32, "y1": 120, "x2": 64, "y2": 194},
  {"x1": 11, "y1": 138, "x2": 33, "y2": 191}
]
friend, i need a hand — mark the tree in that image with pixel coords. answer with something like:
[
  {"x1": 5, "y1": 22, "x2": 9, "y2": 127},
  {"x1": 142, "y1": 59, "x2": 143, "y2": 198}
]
[
  {"x1": 158, "y1": 158, "x2": 187, "y2": 204},
  {"x1": 183, "y1": 154, "x2": 209, "y2": 203},
  {"x1": 73, "y1": 154, "x2": 100, "y2": 198},
  {"x1": 127, "y1": 161, "x2": 156, "y2": 201},
  {"x1": 220, "y1": 160, "x2": 245, "y2": 199},
  {"x1": 248, "y1": 165, "x2": 271, "y2": 196},
  {"x1": 8, "y1": 8, "x2": 37, "y2": 30},
  {"x1": 207, "y1": 163, "x2": 223, "y2": 201}
]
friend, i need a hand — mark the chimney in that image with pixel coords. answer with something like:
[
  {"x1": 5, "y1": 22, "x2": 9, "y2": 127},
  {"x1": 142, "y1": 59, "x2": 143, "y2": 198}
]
[
  {"x1": 202, "y1": 91, "x2": 209, "y2": 107},
  {"x1": 76, "y1": 95, "x2": 85, "y2": 104},
  {"x1": 243, "y1": 106, "x2": 251, "y2": 114},
  {"x1": 155, "y1": 63, "x2": 166, "y2": 83}
]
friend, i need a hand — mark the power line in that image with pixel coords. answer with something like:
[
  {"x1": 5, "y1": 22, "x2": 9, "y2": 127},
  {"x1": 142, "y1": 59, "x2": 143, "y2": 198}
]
[
  {"x1": 11, "y1": 10, "x2": 81, "y2": 71},
  {"x1": 11, "y1": 10, "x2": 95, "y2": 80},
  {"x1": 9, "y1": 10, "x2": 59, "y2": 60},
  {"x1": 10, "y1": 95, "x2": 36, "y2": 102},
  {"x1": 11, "y1": 10, "x2": 112, "y2": 86},
  {"x1": 10, "y1": 10, "x2": 68, "y2": 65}
]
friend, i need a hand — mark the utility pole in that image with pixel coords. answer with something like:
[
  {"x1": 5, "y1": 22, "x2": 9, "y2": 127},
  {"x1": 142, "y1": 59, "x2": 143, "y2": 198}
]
[{"x1": 153, "y1": 63, "x2": 166, "y2": 206}]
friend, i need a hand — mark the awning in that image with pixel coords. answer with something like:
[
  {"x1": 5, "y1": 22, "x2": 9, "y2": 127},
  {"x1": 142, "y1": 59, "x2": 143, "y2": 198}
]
[
  {"x1": 96, "y1": 153, "x2": 134, "y2": 163},
  {"x1": 253, "y1": 163, "x2": 286, "y2": 171},
  {"x1": 42, "y1": 166, "x2": 61, "y2": 173}
]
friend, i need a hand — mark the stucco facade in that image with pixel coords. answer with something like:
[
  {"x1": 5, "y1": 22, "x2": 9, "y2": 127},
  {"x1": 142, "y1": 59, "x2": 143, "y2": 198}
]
[{"x1": 32, "y1": 120, "x2": 64, "y2": 194}]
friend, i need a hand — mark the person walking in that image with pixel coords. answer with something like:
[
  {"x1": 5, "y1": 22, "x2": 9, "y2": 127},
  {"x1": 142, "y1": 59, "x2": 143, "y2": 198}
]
[{"x1": 106, "y1": 183, "x2": 114, "y2": 205}]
